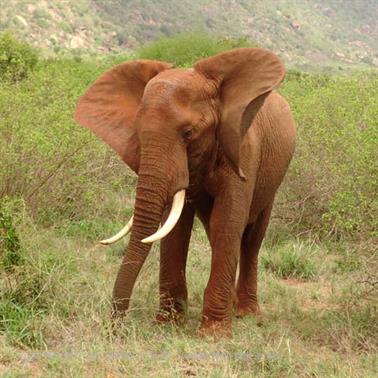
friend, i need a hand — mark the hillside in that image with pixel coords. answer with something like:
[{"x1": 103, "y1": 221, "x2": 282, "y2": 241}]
[{"x1": 0, "y1": 0, "x2": 377, "y2": 69}]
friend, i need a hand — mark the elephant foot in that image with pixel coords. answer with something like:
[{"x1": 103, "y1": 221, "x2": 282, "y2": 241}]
[
  {"x1": 111, "y1": 297, "x2": 130, "y2": 318},
  {"x1": 154, "y1": 297, "x2": 187, "y2": 324},
  {"x1": 197, "y1": 319, "x2": 232, "y2": 340},
  {"x1": 154, "y1": 308, "x2": 186, "y2": 325},
  {"x1": 235, "y1": 303, "x2": 261, "y2": 318},
  {"x1": 235, "y1": 303, "x2": 264, "y2": 325}
]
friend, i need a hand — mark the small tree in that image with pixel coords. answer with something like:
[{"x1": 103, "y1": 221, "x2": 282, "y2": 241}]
[{"x1": 0, "y1": 32, "x2": 38, "y2": 82}]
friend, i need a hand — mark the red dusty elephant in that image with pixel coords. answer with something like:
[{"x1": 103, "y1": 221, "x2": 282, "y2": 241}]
[{"x1": 74, "y1": 48, "x2": 296, "y2": 337}]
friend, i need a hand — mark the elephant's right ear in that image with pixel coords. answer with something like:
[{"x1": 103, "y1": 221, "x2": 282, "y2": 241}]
[{"x1": 75, "y1": 60, "x2": 172, "y2": 173}]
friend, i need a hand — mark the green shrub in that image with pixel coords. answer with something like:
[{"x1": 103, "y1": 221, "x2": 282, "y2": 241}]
[
  {"x1": 36, "y1": 18, "x2": 49, "y2": 29},
  {"x1": 261, "y1": 241, "x2": 318, "y2": 280},
  {"x1": 0, "y1": 198, "x2": 23, "y2": 271},
  {"x1": 59, "y1": 21, "x2": 74, "y2": 34},
  {"x1": 0, "y1": 57, "x2": 135, "y2": 225},
  {"x1": 138, "y1": 32, "x2": 256, "y2": 66},
  {"x1": 278, "y1": 72, "x2": 378, "y2": 239},
  {"x1": 33, "y1": 8, "x2": 50, "y2": 20},
  {"x1": 0, "y1": 32, "x2": 38, "y2": 81}
]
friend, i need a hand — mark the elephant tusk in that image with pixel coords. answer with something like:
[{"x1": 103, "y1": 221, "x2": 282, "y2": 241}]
[
  {"x1": 142, "y1": 190, "x2": 185, "y2": 244},
  {"x1": 99, "y1": 216, "x2": 134, "y2": 245}
]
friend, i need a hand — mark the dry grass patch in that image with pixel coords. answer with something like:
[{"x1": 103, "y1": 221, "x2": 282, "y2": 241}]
[{"x1": 1, "y1": 221, "x2": 377, "y2": 377}]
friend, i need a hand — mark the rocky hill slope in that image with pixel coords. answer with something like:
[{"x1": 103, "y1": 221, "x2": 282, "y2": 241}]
[{"x1": 1, "y1": 0, "x2": 377, "y2": 69}]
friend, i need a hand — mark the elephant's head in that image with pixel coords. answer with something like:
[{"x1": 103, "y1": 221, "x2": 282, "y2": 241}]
[{"x1": 74, "y1": 48, "x2": 285, "y2": 313}]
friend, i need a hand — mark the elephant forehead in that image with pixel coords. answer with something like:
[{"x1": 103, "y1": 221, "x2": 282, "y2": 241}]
[{"x1": 144, "y1": 69, "x2": 209, "y2": 103}]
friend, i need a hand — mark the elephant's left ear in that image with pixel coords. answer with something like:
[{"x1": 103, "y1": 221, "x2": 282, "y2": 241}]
[{"x1": 194, "y1": 48, "x2": 285, "y2": 178}]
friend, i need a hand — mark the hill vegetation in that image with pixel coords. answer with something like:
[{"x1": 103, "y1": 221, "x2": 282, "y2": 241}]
[
  {"x1": 0, "y1": 0, "x2": 377, "y2": 70},
  {"x1": 0, "y1": 33, "x2": 377, "y2": 376}
]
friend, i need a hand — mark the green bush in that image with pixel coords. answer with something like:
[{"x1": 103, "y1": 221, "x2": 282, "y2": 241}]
[
  {"x1": 59, "y1": 21, "x2": 74, "y2": 34},
  {"x1": 278, "y1": 71, "x2": 378, "y2": 239},
  {"x1": 138, "y1": 32, "x2": 256, "y2": 66},
  {"x1": 261, "y1": 241, "x2": 318, "y2": 280},
  {"x1": 0, "y1": 32, "x2": 38, "y2": 82},
  {"x1": 36, "y1": 18, "x2": 49, "y2": 29},
  {"x1": 0, "y1": 198, "x2": 23, "y2": 271},
  {"x1": 0, "y1": 56, "x2": 135, "y2": 225}
]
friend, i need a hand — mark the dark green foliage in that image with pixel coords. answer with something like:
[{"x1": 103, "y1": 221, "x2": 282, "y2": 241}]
[
  {"x1": 0, "y1": 32, "x2": 38, "y2": 82},
  {"x1": 59, "y1": 21, "x2": 74, "y2": 34},
  {"x1": 0, "y1": 199, "x2": 23, "y2": 271},
  {"x1": 138, "y1": 32, "x2": 256, "y2": 66}
]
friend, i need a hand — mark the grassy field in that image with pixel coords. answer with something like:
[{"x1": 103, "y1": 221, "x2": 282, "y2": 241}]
[
  {"x1": 1, "y1": 34, "x2": 377, "y2": 376},
  {"x1": 1, "y1": 218, "x2": 376, "y2": 376}
]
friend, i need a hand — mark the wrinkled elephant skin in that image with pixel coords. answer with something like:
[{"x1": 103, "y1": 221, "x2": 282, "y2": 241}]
[{"x1": 74, "y1": 48, "x2": 296, "y2": 337}]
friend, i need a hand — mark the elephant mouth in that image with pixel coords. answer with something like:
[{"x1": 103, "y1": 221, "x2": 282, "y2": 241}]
[{"x1": 99, "y1": 189, "x2": 186, "y2": 246}]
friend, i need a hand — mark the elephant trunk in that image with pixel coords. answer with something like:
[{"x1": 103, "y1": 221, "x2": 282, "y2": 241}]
[{"x1": 111, "y1": 151, "x2": 169, "y2": 315}]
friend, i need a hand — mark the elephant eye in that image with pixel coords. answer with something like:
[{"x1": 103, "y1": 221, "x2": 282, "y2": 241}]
[{"x1": 181, "y1": 128, "x2": 193, "y2": 142}]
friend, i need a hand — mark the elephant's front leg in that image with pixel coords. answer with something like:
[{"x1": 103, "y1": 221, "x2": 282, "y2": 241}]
[
  {"x1": 156, "y1": 204, "x2": 194, "y2": 323},
  {"x1": 199, "y1": 193, "x2": 247, "y2": 338}
]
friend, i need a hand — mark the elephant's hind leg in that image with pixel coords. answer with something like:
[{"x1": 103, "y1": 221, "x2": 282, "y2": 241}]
[
  {"x1": 156, "y1": 204, "x2": 194, "y2": 323},
  {"x1": 236, "y1": 203, "x2": 273, "y2": 317}
]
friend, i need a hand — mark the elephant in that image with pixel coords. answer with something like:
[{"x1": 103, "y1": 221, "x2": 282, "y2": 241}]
[{"x1": 74, "y1": 48, "x2": 296, "y2": 337}]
